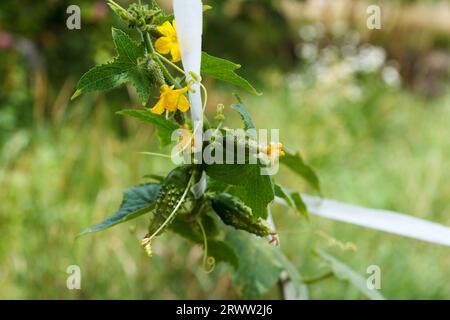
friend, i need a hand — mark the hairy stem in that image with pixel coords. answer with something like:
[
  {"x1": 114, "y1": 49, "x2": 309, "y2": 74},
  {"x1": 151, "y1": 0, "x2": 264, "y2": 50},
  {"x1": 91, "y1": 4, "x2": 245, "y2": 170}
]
[{"x1": 156, "y1": 52, "x2": 185, "y2": 75}]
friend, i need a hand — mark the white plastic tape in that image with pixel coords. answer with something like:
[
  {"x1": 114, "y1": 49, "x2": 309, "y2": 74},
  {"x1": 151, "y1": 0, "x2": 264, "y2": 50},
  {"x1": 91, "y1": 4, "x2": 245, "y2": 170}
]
[{"x1": 276, "y1": 195, "x2": 450, "y2": 246}]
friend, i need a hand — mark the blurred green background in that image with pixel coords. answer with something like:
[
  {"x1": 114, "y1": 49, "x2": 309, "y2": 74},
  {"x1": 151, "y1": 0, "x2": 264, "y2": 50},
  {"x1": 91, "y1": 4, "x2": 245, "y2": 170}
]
[{"x1": 1, "y1": 0, "x2": 449, "y2": 299}]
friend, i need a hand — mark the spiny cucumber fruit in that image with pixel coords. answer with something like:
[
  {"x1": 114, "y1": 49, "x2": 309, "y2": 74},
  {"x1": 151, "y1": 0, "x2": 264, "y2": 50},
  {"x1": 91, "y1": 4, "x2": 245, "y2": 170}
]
[
  {"x1": 147, "y1": 165, "x2": 194, "y2": 236},
  {"x1": 211, "y1": 192, "x2": 273, "y2": 237},
  {"x1": 146, "y1": 59, "x2": 165, "y2": 87}
]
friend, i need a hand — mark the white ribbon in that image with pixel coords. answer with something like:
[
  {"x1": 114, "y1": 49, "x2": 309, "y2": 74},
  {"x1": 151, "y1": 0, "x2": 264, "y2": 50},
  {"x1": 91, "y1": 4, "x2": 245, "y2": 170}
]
[
  {"x1": 277, "y1": 195, "x2": 450, "y2": 247},
  {"x1": 173, "y1": 0, "x2": 203, "y2": 164}
]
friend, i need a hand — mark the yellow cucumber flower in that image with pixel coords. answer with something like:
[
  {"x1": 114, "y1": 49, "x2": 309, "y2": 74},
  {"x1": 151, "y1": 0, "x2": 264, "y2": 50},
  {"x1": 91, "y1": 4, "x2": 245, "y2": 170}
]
[
  {"x1": 263, "y1": 142, "x2": 285, "y2": 163},
  {"x1": 178, "y1": 125, "x2": 194, "y2": 154},
  {"x1": 155, "y1": 20, "x2": 181, "y2": 63},
  {"x1": 150, "y1": 84, "x2": 190, "y2": 115}
]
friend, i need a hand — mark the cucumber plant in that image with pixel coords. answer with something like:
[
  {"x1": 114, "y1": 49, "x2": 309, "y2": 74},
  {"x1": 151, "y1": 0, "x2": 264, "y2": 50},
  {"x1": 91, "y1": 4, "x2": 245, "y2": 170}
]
[{"x1": 73, "y1": 0, "x2": 327, "y2": 299}]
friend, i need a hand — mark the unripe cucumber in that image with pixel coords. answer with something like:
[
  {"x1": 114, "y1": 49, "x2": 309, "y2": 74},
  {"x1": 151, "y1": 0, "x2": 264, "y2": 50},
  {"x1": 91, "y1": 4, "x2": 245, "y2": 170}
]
[
  {"x1": 146, "y1": 59, "x2": 165, "y2": 87},
  {"x1": 211, "y1": 193, "x2": 272, "y2": 237},
  {"x1": 148, "y1": 166, "x2": 194, "y2": 235}
]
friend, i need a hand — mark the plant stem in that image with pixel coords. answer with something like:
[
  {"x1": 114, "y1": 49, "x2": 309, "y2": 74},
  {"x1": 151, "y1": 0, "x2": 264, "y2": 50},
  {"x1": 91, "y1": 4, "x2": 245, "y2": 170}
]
[
  {"x1": 197, "y1": 218, "x2": 215, "y2": 273},
  {"x1": 156, "y1": 52, "x2": 185, "y2": 75},
  {"x1": 138, "y1": 151, "x2": 171, "y2": 158}
]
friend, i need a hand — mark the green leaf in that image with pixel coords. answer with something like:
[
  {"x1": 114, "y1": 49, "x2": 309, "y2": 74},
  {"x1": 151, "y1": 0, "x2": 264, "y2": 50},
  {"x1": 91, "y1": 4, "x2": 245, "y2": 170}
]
[
  {"x1": 232, "y1": 165, "x2": 275, "y2": 219},
  {"x1": 208, "y1": 240, "x2": 239, "y2": 269},
  {"x1": 205, "y1": 164, "x2": 254, "y2": 186},
  {"x1": 231, "y1": 182, "x2": 273, "y2": 219},
  {"x1": 206, "y1": 176, "x2": 230, "y2": 193},
  {"x1": 201, "y1": 52, "x2": 261, "y2": 96},
  {"x1": 78, "y1": 183, "x2": 161, "y2": 237},
  {"x1": 225, "y1": 228, "x2": 283, "y2": 298},
  {"x1": 117, "y1": 109, "x2": 179, "y2": 146},
  {"x1": 206, "y1": 164, "x2": 274, "y2": 219},
  {"x1": 281, "y1": 151, "x2": 321, "y2": 193},
  {"x1": 72, "y1": 28, "x2": 153, "y2": 104},
  {"x1": 274, "y1": 184, "x2": 308, "y2": 218},
  {"x1": 291, "y1": 193, "x2": 308, "y2": 218},
  {"x1": 315, "y1": 249, "x2": 385, "y2": 300},
  {"x1": 71, "y1": 62, "x2": 130, "y2": 100},
  {"x1": 274, "y1": 184, "x2": 294, "y2": 207},
  {"x1": 127, "y1": 68, "x2": 154, "y2": 104},
  {"x1": 111, "y1": 28, "x2": 145, "y2": 63},
  {"x1": 231, "y1": 96, "x2": 255, "y2": 130}
]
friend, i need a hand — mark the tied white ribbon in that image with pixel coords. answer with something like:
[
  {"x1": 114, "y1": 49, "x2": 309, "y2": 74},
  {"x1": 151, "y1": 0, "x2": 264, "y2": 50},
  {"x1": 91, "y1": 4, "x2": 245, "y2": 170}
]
[{"x1": 173, "y1": 0, "x2": 203, "y2": 164}]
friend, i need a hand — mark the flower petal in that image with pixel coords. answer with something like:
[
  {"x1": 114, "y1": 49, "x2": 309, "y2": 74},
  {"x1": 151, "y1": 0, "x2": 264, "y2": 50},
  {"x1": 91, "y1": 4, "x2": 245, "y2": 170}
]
[
  {"x1": 157, "y1": 21, "x2": 175, "y2": 37},
  {"x1": 177, "y1": 94, "x2": 190, "y2": 112},
  {"x1": 160, "y1": 84, "x2": 172, "y2": 94},
  {"x1": 170, "y1": 44, "x2": 181, "y2": 63},
  {"x1": 172, "y1": 20, "x2": 177, "y2": 33},
  {"x1": 173, "y1": 85, "x2": 189, "y2": 95},
  {"x1": 150, "y1": 98, "x2": 166, "y2": 115},
  {"x1": 155, "y1": 37, "x2": 172, "y2": 55},
  {"x1": 165, "y1": 93, "x2": 179, "y2": 112}
]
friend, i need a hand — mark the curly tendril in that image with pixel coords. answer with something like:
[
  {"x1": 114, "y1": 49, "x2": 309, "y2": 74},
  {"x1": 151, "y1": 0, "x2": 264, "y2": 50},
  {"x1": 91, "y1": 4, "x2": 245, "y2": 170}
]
[{"x1": 197, "y1": 218, "x2": 216, "y2": 273}]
